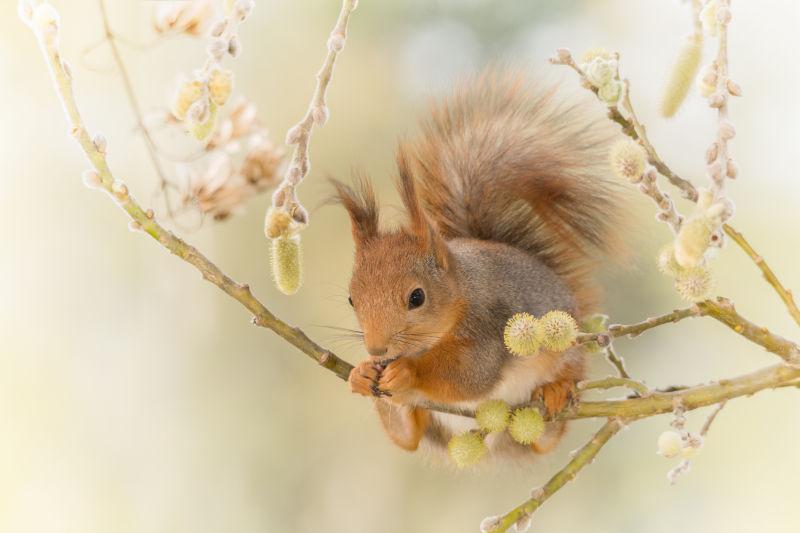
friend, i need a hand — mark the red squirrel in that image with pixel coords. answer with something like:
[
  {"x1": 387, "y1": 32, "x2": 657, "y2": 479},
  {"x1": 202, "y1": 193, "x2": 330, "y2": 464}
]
[{"x1": 331, "y1": 71, "x2": 623, "y2": 459}]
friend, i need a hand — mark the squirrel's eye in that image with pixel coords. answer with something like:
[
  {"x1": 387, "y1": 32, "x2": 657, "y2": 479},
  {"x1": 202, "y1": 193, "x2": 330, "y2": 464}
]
[
  {"x1": 408, "y1": 288, "x2": 425, "y2": 310},
  {"x1": 348, "y1": 296, "x2": 354, "y2": 307}
]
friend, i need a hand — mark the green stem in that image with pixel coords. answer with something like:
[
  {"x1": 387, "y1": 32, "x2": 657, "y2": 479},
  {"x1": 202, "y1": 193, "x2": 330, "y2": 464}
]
[{"x1": 488, "y1": 419, "x2": 623, "y2": 533}]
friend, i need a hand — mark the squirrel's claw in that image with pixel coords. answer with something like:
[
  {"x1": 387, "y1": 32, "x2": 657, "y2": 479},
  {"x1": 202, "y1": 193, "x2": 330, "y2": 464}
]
[{"x1": 348, "y1": 360, "x2": 381, "y2": 397}]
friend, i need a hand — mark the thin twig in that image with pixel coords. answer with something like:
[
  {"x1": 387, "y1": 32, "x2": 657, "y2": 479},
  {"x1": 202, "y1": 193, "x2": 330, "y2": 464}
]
[
  {"x1": 553, "y1": 48, "x2": 800, "y2": 328},
  {"x1": 578, "y1": 376, "x2": 650, "y2": 396},
  {"x1": 700, "y1": 401, "x2": 726, "y2": 436},
  {"x1": 579, "y1": 299, "x2": 800, "y2": 365},
  {"x1": 24, "y1": 14, "x2": 354, "y2": 381},
  {"x1": 559, "y1": 362, "x2": 799, "y2": 420},
  {"x1": 270, "y1": 0, "x2": 358, "y2": 224},
  {"x1": 98, "y1": 0, "x2": 178, "y2": 216},
  {"x1": 605, "y1": 345, "x2": 630, "y2": 379},
  {"x1": 723, "y1": 224, "x2": 800, "y2": 327},
  {"x1": 487, "y1": 419, "x2": 624, "y2": 533}
]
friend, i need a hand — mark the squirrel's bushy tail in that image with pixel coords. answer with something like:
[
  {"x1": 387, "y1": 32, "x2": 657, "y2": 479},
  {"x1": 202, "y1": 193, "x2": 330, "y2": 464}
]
[{"x1": 405, "y1": 70, "x2": 625, "y2": 311}]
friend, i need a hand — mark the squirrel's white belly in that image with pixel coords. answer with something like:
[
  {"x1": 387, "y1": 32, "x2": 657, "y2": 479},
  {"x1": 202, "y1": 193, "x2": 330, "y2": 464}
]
[{"x1": 427, "y1": 353, "x2": 566, "y2": 442}]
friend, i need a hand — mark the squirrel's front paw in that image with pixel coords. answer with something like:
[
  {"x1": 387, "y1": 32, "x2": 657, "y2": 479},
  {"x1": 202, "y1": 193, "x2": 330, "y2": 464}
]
[
  {"x1": 378, "y1": 357, "x2": 418, "y2": 399},
  {"x1": 348, "y1": 360, "x2": 381, "y2": 397}
]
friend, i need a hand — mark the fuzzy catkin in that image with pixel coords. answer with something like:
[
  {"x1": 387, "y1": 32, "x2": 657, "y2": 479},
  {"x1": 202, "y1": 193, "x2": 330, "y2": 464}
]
[
  {"x1": 448, "y1": 432, "x2": 487, "y2": 468},
  {"x1": 539, "y1": 310, "x2": 579, "y2": 352},
  {"x1": 475, "y1": 400, "x2": 511, "y2": 433},
  {"x1": 503, "y1": 313, "x2": 542, "y2": 356},
  {"x1": 508, "y1": 408, "x2": 545, "y2": 445},
  {"x1": 609, "y1": 140, "x2": 646, "y2": 182},
  {"x1": 660, "y1": 34, "x2": 703, "y2": 118},
  {"x1": 271, "y1": 234, "x2": 302, "y2": 295}
]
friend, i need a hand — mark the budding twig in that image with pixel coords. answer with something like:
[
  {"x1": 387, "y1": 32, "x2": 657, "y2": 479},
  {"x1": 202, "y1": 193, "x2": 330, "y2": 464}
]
[
  {"x1": 269, "y1": 0, "x2": 359, "y2": 227},
  {"x1": 21, "y1": 3, "x2": 354, "y2": 381},
  {"x1": 723, "y1": 224, "x2": 800, "y2": 328},
  {"x1": 578, "y1": 376, "x2": 650, "y2": 396},
  {"x1": 487, "y1": 419, "x2": 624, "y2": 533},
  {"x1": 552, "y1": 46, "x2": 800, "y2": 332},
  {"x1": 97, "y1": 0, "x2": 178, "y2": 217}
]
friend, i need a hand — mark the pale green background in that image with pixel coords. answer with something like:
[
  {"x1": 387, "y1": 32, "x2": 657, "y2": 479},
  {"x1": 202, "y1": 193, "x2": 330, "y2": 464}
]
[{"x1": 2, "y1": 1, "x2": 799, "y2": 532}]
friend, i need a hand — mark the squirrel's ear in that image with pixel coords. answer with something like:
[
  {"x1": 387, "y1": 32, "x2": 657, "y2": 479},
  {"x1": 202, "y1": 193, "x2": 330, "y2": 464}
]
[
  {"x1": 395, "y1": 147, "x2": 450, "y2": 270},
  {"x1": 329, "y1": 175, "x2": 379, "y2": 244}
]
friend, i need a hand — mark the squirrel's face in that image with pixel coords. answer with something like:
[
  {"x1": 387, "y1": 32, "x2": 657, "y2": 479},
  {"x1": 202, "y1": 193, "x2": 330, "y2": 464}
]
[
  {"x1": 331, "y1": 153, "x2": 458, "y2": 362},
  {"x1": 348, "y1": 232, "x2": 460, "y2": 363}
]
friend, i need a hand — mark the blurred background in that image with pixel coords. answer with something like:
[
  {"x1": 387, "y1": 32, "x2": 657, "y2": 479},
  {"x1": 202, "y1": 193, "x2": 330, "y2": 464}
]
[{"x1": 2, "y1": 0, "x2": 799, "y2": 532}]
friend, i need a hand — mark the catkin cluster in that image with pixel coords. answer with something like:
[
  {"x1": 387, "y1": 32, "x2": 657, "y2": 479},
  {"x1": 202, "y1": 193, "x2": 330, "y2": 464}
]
[
  {"x1": 579, "y1": 49, "x2": 623, "y2": 106},
  {"x1": 447, "y1": 400, "x2": 546, "y2": 468},
  {"x1": 503, "y1": 310, "x2": 579, "y2": 356},
  {"x1": 170, "y1": 0, "x2": 254, "y2": 142}
]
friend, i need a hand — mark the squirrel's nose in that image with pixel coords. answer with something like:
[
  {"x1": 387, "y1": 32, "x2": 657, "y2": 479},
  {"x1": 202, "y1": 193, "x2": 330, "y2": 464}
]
[{"x1": 366, "y1": 345, "x2": 388, "y2": 356}]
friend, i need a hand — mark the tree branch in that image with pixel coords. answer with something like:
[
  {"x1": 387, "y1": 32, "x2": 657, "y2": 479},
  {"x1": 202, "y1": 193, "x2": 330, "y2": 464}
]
[
  {"x1": 723, "y1": 224, "x2": 800, "y2": 328},
  {"x1": 553, "y1": 49, "x2": 800, "y2": 326},
  {"x1": 579, "y1": 298, "x2": 800, "y2": 365},
  {"x1": 578, "y1": 376, "x2": 650, "y2": 396},
  {"x1": 487, "y1": 419, "x2": 624, "y2": 533},
  {"x1": 97, "y1": 0, "x2": 178, "y2": 214},
  {"x1": 560, "y1": 362, "x2": 799, "y2": 420},
  {"x1": 24, "y1": 12, "x2": 354, "y2": 381},
  {"x1": 270, "y1": 0, "x2": 359, "y2": 225}
]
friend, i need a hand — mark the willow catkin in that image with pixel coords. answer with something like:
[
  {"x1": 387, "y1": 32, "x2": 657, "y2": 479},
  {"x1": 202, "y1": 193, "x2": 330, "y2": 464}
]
[
  {"x1": 660, "y1": 34, "x2": 703, "y2": 118},
  {"x1": 271, "y1": 234, "x2": 302, "y2": 295}
]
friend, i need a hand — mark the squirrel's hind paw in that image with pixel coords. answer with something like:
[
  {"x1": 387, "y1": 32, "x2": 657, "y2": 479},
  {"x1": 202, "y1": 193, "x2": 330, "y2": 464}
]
[{"x1": 532, "y1": 379, "x2": 577, "y2": 418}]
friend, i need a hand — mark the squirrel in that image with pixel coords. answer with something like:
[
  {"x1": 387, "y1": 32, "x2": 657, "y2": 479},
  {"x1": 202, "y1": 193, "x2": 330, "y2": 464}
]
[{"x1": 331, "y1": 70, "x2": 624, "y2": 460}]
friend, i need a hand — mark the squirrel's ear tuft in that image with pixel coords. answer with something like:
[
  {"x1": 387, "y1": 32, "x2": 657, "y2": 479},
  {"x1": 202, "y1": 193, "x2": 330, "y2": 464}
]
[
  {"x1": 395, "y1": 146, "x2": 450, "y2": 270},
  {"x1": 328, "y1": 174, "x2": 380, "y2": 244}
]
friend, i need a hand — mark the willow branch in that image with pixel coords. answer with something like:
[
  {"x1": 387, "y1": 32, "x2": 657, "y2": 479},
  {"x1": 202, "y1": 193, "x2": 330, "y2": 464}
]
[
  {"x1": 578, "y1": 298, "x2": 800, "y2": 364},
  {"x1": 604, "y1": 345, "x2": 631, "y2": 379},
  {"x1": 560, "y1": 362, "x2": 799, "y2": 420},
  {"x1": 698, "y1": 298, "x2": 800, "y2": 364},
  {"x1": 550, "y1": 51, "x2": 698, "y2": 201},
  {"x1": 270, "y1": 0, "x2": 358, "y2": 223},
  {"x1": 700, "y1": 400, "x2": 726, "y2": 436},
  {"x1": 723, "y1": 224, "x2": 800, "y2": 327},
  {"x1": 24, "y1": 13, "x2": 354, "y2": 381},
  {"x1": 553, "y1": 49, "x2": 800, "y2": 326},
  {"x1": 578, "y1": 376, "x2": 650, "y2": 396},
  {"x1": 97, "y1": 0, "x2": 177, "y2": 214},
  {"x1": 487, "y1": 419, "x2": 624, "y2": 533}
]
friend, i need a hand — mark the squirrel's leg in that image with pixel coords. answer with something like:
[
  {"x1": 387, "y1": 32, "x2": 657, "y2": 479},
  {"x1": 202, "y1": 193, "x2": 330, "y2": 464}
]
[
  {"x1": 374, "y1": 400, "x2": 430, "y2": 451},
  {"x1": 531, "y1": 420, "x2": 568, "y2": 454},
  {"x1": 378, "y1": 339, "x2": 481, "y2": 404},
  {"x1": 529, "y1": 355, "x2": 582, "y2": 454}
]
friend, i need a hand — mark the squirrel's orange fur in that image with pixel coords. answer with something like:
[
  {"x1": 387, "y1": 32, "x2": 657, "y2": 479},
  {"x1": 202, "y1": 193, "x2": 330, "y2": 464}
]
[{"x1": 332, "y1": 71, "x2": 623, "y2": 462}]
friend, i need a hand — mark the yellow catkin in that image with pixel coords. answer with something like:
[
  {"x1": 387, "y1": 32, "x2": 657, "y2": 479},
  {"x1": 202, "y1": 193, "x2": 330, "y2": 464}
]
[
  {"x1": 609, "y1": 140, "x2": 646, "y2": 182},
  {"x1": 447, "y1": 432, "x2": 487, "y2": 468},
  {"x1": 475, "y1": 400, "x2": 510, "y2": 433},
  {"x1": 674, "y1": 265, "x2": 713, "y2": 302},
  {"x1": 503, "y1": 313, "x2": 542, "y2": 356},
  {"x1": 660, "y1": 34, "x2": 703, "y2": 118},
  {"x1": 539, "y1": 310, "x2": 579, "y2": 352},
  {"x1": 264, "y1": 207, "x2": 293, "y2": 239},
  {"x1": 508, "y1": 408, "x2": 545, "y2": 445},
  {"x1": 208, "y1": 69, "x2": 233, "y2": 106},
  {"x1": 674, "y1": 217, "x2": 713, "y2": 268},
  {"x1": 271, "y1": 234, "x2": 302, "y2": 295},
  {"x1": 189, "y1": 100, "x2": 219, "y2": 142},
  {"x1": 171, "y1": 80, "x2": 204, "y2": 121}
]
